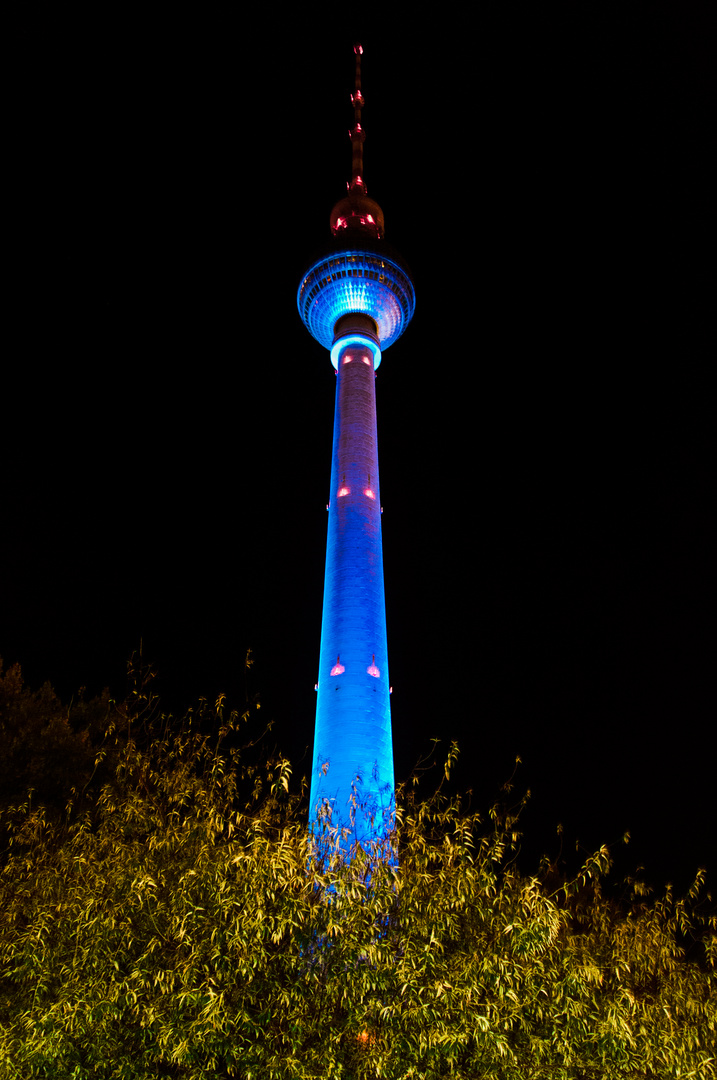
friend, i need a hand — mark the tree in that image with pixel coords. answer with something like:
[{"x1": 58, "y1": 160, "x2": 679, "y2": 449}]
[
  {"x1": 0, "y1": 677, "x2": 714, "y2": 1079},
  {"x1": 0, "y1": 659, "x2": 111, "y2": 819}
]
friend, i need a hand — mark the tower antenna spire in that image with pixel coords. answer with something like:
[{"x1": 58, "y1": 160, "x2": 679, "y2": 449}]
[
  {"x1": 328, "y1": 43, "x2": 385, "y2": 240},
  {"x1": 350, "y1": 43, "x2": 366, "y2": 193}
]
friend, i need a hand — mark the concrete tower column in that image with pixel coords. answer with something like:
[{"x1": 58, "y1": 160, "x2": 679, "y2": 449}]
[{"x1": 311, "y1": 317, "x2": 393, "y2": 848}]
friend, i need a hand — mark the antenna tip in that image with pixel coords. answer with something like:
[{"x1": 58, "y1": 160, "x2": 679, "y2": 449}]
[{"x1": 354, "y1": 43, "x2": 363, "y2": 55}]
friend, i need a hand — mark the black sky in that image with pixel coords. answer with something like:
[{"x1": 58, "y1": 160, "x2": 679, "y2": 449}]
[{"x1": 5, "y1": 9, "x2": 714, "y2": 891}]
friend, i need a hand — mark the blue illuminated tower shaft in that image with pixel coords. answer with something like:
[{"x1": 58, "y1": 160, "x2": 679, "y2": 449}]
[{"x1": 310, "y1": 327, "x2": 394, "y2": 846}]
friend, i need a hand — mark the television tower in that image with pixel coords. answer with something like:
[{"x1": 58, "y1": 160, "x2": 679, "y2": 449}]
[{"x1": 298, "y1": 45, "x2": 416, "y2": 851}]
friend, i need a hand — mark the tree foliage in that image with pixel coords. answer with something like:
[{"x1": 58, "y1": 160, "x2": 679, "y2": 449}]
[
  {"x1": 0, "y1": 659, "x2": 111, "y2": 819},
  {"x1": 0, "y1": 674, "x2": 714, "y2": 1079}
]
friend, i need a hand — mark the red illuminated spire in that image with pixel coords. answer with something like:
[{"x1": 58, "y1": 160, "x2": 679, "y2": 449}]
[
  {"x1": 329, "y1": 44, "x2": 385, "y2": 240},
  {"x1": 349, "y1": 43, "x2": 366, "y2": 195}
]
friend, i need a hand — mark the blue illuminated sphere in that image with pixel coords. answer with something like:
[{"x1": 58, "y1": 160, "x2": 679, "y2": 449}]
[{"x1": 297, "y1": 243, "x2": 415, "y2": 355}]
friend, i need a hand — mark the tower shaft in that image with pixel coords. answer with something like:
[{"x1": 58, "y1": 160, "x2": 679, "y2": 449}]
[{"x1": 310, "y1": 332, "x2": 394, "y2": 848}]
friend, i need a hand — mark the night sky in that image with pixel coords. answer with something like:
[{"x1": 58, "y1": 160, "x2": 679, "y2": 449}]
[{"x1": 5, "y1": 10, "x2": 714, "y2": 891}]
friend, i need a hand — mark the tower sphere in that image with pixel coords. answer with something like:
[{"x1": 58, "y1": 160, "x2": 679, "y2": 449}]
[{"x1": 297, "y1": 240, "x2": 415, "y2": 367}]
